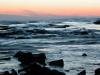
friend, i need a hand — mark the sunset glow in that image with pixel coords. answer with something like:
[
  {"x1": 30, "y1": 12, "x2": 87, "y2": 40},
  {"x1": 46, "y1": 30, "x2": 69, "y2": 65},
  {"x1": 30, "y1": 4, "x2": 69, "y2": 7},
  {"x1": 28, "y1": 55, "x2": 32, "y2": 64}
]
[{"x1": 0, "y1": 0, "x2": 100, "y2": 16}]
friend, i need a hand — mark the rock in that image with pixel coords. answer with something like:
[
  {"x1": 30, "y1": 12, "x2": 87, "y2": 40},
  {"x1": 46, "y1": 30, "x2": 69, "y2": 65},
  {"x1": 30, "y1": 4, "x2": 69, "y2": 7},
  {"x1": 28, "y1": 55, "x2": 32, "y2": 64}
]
[
  {"x1": 94, "y1": 20, "x2": 100, "y2": 24},
  {"x1": 80, "y1": 31, "x2": 88, "y2": 35},
  {"x1": 3, "y1": 71, "x2": 10, "y2": 75},
  {"x1": 77, "y1": 70, "x2": 86, "y2": 75},
  {"x1": 18, "y1": 63, "x2": 65, "y2": 75},
  {"x1": 14, "y1": 51, "x2": 35, "y2": 65},
  {"x1": 82, "y1": 53, "x2": 87, "y2": 56},
  {"x1": 14, "y1": 51, "x2": 46, "y2": 65},
  {"x1": 51, "y1": 70, "x2": 65, "y2": 75},
  {"x1": 54, "y1": 25, "x2": 70, "y2": 28},
  {"x1": 11, "y1": 69, "x2": 18, "y2": 75},
  {"x1": 32, "y1": 53, "x2": 46, "y2": 65},
  {"x1": 49, "y1": 59, "x2": 64, "y2": 67},
  {"x1": 95, "y1": 68, "x2": 100, "y2": 75}
]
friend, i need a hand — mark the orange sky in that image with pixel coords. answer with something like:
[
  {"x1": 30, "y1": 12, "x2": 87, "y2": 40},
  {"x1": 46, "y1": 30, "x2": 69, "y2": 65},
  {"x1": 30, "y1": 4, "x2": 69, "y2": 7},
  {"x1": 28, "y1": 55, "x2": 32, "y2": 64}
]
[{"x1": 0, "y1": 0, "x2": 100, "y2": 16}]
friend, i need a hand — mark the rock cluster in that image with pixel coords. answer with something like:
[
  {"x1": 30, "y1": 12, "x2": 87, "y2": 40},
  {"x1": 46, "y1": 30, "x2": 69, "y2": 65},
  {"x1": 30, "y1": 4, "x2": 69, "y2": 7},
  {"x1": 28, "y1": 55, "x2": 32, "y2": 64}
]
[{"x1": 0, "y1": 51, "x2": 65, "y2": 75}]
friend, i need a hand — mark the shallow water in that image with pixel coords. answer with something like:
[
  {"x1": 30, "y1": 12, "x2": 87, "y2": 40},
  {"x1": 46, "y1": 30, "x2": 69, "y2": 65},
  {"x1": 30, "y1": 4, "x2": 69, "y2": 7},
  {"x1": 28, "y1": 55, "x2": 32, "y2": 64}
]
[{"x1": 0, "y1": 20, "x2": 100, "y2": 75}]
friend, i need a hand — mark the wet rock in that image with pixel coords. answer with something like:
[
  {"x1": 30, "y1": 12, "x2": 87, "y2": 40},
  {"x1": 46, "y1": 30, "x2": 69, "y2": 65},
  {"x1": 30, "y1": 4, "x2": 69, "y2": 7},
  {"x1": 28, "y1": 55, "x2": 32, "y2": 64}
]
[
  {"x1": 95, "y1": 68, "x2": 100, "y2": 75},
  {"x1": 94, "y1": 20, "x2": 100, "y2": 24},
  {"x1": 82, "y1": 53, "x2": 87, "y2": 57},
  {"x1": 18, "y1": 63, "x2": 65, "y2": 75},
  {"x1": 14, "y1": 51, "x2": 35, "y2": 65},
  {"x1": 11, "y1": 69, "x2": 18, "y2": 75},
  {"x1": 49, "y1": 59, "x2": 64, "y2": 67},
  {"x1": 80, "y1": 31, "x2": 88, "y2": 35},
  {"x1": 3, "y1": 71, "x2": 10, "y2": 75},
  {"x1": 32, "y1": 53, "x2": 46, "y2": 65},
  {"x1": 14, "y1": 51, "x2": 46, "y2": 65},
  {"x1": 77, "y1": 70, "x2": 86, "y2": 75},
  {"x1": 51, "y1": 70, "x2": 65, "y2": 75}
]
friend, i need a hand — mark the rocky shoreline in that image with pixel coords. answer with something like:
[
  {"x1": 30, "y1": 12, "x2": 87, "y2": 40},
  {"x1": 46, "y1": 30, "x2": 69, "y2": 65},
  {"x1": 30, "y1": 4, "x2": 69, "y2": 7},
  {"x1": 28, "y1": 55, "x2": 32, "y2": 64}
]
[{"x1": 0, "y1": 51, "x2": 100, "y2": 75}]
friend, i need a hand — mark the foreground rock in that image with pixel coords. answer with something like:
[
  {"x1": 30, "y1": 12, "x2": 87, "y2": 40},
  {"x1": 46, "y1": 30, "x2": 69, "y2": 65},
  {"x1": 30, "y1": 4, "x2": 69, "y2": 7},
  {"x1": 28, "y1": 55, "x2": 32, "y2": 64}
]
[
  {"x1": 95, "y1": 68, "x2": 100, "y2": 75},
  {"x1": 18, "y1": 63, "x2": 65, "y2": 75},
  {"x1": 13, "y1": 51, "x2": 66, "y2": 75},
  {"x1": 14, "y1": 51, "x2": 46, "y2": 65},
  {"x1": 49, "y1": 59, "x2": 64, "y2": 67},
  {"x1": 0, "y1": 69, "x2": 18, "y2": 75},
  {"x1": 94, "y1": 20, "x2": 100, "y2": 24}
]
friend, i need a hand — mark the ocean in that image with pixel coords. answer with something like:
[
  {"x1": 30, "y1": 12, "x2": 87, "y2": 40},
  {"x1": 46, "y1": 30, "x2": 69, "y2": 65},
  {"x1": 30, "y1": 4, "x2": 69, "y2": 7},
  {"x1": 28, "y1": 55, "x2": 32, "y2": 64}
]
[{"x1": 0, "y1": 17, "x2": 100, "y2": 75}]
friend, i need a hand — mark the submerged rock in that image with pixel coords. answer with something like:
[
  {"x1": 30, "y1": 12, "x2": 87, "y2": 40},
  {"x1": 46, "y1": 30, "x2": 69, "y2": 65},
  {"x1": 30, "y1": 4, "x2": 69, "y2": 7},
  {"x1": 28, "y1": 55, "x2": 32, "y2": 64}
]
[
  {"x1": 49, "y1": 59, "x2": 64, "y2": 67},
  {"x1": 77, "y1": 70, "x2": 86, "y2": 75},
  {"x1": 94, "y1": 20, "x2": 100, "y2": 24},
  {"x1": 82, "y1": 53, "x2": 87, "y2": 57}
]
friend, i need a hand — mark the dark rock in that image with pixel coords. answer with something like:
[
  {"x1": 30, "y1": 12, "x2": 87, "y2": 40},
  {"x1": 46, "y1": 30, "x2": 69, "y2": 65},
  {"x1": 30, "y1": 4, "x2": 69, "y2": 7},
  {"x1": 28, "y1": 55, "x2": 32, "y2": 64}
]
[
  {"x1": 77, "y1": 70, "x2": 86, "y2": 75},
  {"x1": 82, "y1": 53, "x2": 87, "y2": 56},
  {"x1": 18, "y1": 63, "x2": 65, "y2": 75},
  {"x1": 14, "y1": 51, "x2": 35, "y2": 65},
  {"x1": 14, "y1": 51, "x2": 46, "y2": 65},
  {"x1": 3, "y1": 71, "x2": 10, "y2": 75},
  {"x1": 11, "y1": 69, "x2": 18, "y2": 75},
  {"x1": 51, "y1": 70, "x2": 65, "y2": 75},
  {"x1": 54, "y1": 25, "x2": 70, "y2": 28},
  {"x1": 32, "y1": 53, "x2": 46, "y2": 65},
  {"x1": 80, "y1": 31, "x2": 88, "y2": 35},
  {"x1": 94, "y1": 20, "x2": 100, "y2": 24},
  {"x1": 95, "y1": 68, "x2": 100, "y2": 75},
  {"x1": 49, "y1": 59, "x2": 64, "y2": 67},
  {"x1": 14, "y1": 51, "x2": 24, "y2": 58}
]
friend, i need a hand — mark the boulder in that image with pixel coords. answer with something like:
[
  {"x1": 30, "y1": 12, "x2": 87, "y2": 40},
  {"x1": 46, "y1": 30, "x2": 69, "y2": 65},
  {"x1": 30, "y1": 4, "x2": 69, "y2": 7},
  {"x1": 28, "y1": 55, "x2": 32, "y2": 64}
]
[
  {"x1": 11, "y1": 69, "x2": 18, "y2": 75},
  {"x1": 32, "y1": 53, "x2": 46, "y2": 65},
  {"x1": 95, "y1": 68, "x2": 100, "y2": 75},
  {"x1": 14, "y1": 51, "x2": 46, "y2": 65},
  {"x1": 3, "y1": 71, "x2": 10, "y2": 75},
  {"x1": 49, "y1": 59, "x2": 64, "y2": 67},
  {"x1": 18, "y1": 63, "x2": 65, "y2": 75},
  {"x1": 77, "y1": 70, "x2": 86, "y2": 75},
  {"x1": 14, "y1": 51, "x2": 34, "y2": 65},
  {"x1": 51, "y1": 70, "x2": 65, "y2": 75}
]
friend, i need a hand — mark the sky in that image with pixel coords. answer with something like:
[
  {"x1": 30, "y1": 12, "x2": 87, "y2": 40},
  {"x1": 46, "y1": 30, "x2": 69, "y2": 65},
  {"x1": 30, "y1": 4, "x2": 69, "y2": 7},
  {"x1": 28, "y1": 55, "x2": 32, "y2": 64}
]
[{"x1": 0, "y1": 0, "x2": 100, "y2": 16}]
